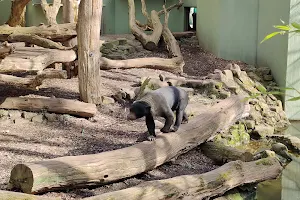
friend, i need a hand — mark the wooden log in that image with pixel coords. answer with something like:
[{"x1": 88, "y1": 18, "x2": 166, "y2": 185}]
[
  {"x1": 84, "y1": 157, "x2": 282, "y2": 200},
  {"x1": 0, "y1": 23, "x2": 76, "y2": 42},
  {"x1": 0, "y1": 190, "x2": 59, "y2": 200},
  {"x1": 8, "y1": 96, "x2": 249, "y2": 194},
  {"x1": 7, "y1": 34, "x2": 73, "y2": 50},
  {"x1": 0, "y1": 47, "x2": 76, "y2": 73},
  {"x1": 0, "y1": 69, "x2": 67, "y2": 90},
  {"x1": 200, "y1": 141, "x2": 254, "y2": 165},
  {"x1": 172, "y1": 31, "x2": 196, "y2": 39},
  {"x1": 77, "y1": 0, "x2": 102, "y2": 104},
  {"x1": 100, "y1": 57, "x2": 183, "y2": 74},
  {"x1": 0, "y1": 97, "x2": 97, "y2": 118}
]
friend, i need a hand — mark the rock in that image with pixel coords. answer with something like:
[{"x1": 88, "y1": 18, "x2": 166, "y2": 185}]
[
  {"x1": 21, "y1": 111, "x2": 38, "y2": 120},
  {"x1": 245, "y1": 120, "x2": 255, "y2": 129},
  {"x1": 247, "y1": 72, "x2": 262, "y2": 82},
  {"x1": 256, "y1": 67, "x2": 271, "y2": 75},
  {"x1": 245, "y1": 65, "x2": 257, "y2": 72},
  {"x1": 263, "y1": 74, "x2": 273, "y2": 81},
  {"x1": 31, "y1": 114, "x2": 44, "y2": 123},
  {"x1": 0, "y1": 109, "x2": 9, "y2": 117},
  {"x1": 102, "y1": 41, "x2": 117, "y2": 49},
  {"x1": 100, "y1": 48, "x2": 112, "y2": 54},
  {"x1": 117, "y1": 38, "x2": 127, "y2": 45},
  {"x1": 101, "y1": 96, "x2": 115, "y2": 105},
  {"x1": 44, "y1": 113, "x2": 57, "y2": 122},
  {"x1": 8, "y1": 110, "x2": 21, "y2": 119},
  {"x1": 254, "y1": 124, "x2": 275, "y2": 137}
]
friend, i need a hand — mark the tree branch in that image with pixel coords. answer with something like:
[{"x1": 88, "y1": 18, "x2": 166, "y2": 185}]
[{"x1": 158, "y1": 0, "x2": 184, "y2": 16}]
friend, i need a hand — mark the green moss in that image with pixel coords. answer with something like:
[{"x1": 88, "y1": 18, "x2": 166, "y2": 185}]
[{"x1": 255, "y1": 158, "x2": 273, "y2": 166}]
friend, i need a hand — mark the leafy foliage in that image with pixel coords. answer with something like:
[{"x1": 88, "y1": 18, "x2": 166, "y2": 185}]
[{"x1": 260, "y1": 20, "x2": 300, "y2": 43}]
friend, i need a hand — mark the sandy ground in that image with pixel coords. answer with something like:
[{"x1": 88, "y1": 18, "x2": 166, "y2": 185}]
[{"x1": 0, "y1": 35, "x2": 248, "y2": 199}]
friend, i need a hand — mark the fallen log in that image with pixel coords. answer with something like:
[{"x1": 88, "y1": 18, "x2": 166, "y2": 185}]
[
  {"x1": 0, "y1": 69, "x2": 67, "y2": 90},
  {"x1": 0, "y1": 190, "x2": 59, "y2": 200},
  {"x1": 100, "y1": 57, "x2": 183, "y2": 74},
  {"x1": 84, "y1": 157, "x2": 282, "y2": 200},
  {"x1": 0, "y1": 23, "x2": 76, "y2": 42},
  {"x1": 200, "y1": 141, "x2": 254, "y2": 165},
  {"x1": 0, "y1": 97, "x2": 97, "y2": 118},
  {"x1": 8, "y1": 96, "x2": 249, "y2": 194},
  {"x1": 172, "y1": 31, "x2": 196, "y2": 39},
  {"x1": 7, "y1": 34, "x2": 73, "y2": 50},
  {"x1": 0, "y1": 46, "x2": 76, "y2": 73}
]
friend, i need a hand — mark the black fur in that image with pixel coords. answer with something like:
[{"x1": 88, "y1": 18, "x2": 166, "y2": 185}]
[{"x1": 127, "y1": 86, "x2": 189, "y2": 141}]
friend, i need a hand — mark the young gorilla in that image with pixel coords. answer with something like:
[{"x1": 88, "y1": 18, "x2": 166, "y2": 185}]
[{"x1": 127, "y1": 86, "x2": 189, "y2": 141}]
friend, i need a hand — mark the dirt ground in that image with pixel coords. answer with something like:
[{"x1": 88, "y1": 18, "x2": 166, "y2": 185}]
[{"x1": 0, "y1": 34, "x2": 248, "y2": 199}]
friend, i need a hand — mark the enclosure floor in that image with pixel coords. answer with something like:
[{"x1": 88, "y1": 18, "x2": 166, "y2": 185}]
[{"x1": 0, "y1": 35, "x2": 247, "y2": 199}]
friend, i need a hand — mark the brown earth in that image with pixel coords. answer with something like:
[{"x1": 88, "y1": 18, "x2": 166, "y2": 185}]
[{"x1": 0, "y1": 34, "x2": 248, "y2": 199}]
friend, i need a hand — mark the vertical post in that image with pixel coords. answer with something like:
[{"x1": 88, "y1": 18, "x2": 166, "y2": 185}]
[
  {"x1": 77, "y1": 0, "x2": 102, "y2": 104},
  {"x1": 62, "y1": 0, "x2": 75, "y2": 23}
]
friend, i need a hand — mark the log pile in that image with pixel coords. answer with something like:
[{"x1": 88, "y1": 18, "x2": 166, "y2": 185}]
[{"x1": 8, "y1": 96, "x2": 249, "y2": 194}]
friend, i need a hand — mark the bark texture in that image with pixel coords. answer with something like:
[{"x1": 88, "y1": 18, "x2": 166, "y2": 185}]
[
  {"x1": 85, "y1": 158, "x2": 282, "y2": 200},
  {"x1": 77, "y1": 0, "x2": 102, "y2": 104},
  {"x1": 6, "y1": 0, "x2": 30, "y2": 27}
]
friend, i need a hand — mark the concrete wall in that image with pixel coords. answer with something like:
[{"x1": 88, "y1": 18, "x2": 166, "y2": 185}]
[
  {"x1": 197, "y1": 0, "x2": 300, "y2": 119},
  {"x1": 0, "y1": 0, "x2": 12, "y2": 25},
  {"x1": 197, "y1": 0, "x2": 258, "y2": 65}
]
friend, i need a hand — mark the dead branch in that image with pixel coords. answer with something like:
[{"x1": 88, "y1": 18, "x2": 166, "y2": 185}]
[
  {"x1": 128, "y1": 0, "x2": 163, "y2": 50},
  {"x1": 8, "y1": 96, "x2": 249, "y2": 194},
  {"x1": 40, "y1": 0, "x2": 62, "y2": 25},
  {"x1": 0, "y1": 23, "x2": 77, "y2": 42},
  {"x1": 0, "y1": 97, "x2": 97, "y2": 118},
  {"x1": 157, "y1": 0, "x2": 184, "y2": 16},
  {"x1": 7, "y1": 34, "x2": 73, "y2": 50},
  {"x1": 85, "y1": 158, "x2": 282, "y2": 200}
]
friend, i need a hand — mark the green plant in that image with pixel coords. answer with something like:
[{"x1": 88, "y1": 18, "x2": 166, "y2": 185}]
[{"x1": 261, "y1": 20, "x2": 300, "y2": 44}]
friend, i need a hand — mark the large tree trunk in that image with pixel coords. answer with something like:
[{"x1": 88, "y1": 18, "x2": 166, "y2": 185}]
[
  {"x1": 0, "y1": 190, "x2": 58, "y2": 200},
  {"x1": 6, "y1": 0, "x2": 30, "y2": 27},
  {"x1": 40, "y1": 0, "x2": 62, "y2": 25},
  {"x1": 85, "y1": 158, "x2": 282, "y2": 200},
  {"x1": 0, "y1": 23, "x2": 76, "y2": 42},
  {"x1": 77, "y1": 0, "x2": 102, "y2": 104},
  {"x1": 8, "y1": 96, "x2": 249, "y2": 194},
  {"x1": 0, "y1": 97, "x2": 97, "y2": 118},
  {"x1": 128, "y1": 0, "x2": 163, "y2": 50}
]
